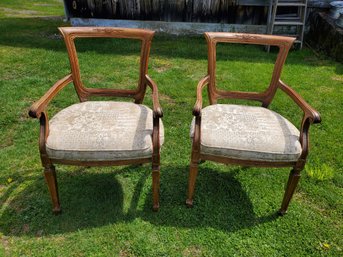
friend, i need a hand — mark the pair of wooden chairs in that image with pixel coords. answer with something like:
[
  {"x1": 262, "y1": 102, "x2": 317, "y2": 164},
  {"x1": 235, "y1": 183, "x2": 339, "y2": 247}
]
[{"x1": 29, "y1": 27, "x2": 320, "y2": 215}]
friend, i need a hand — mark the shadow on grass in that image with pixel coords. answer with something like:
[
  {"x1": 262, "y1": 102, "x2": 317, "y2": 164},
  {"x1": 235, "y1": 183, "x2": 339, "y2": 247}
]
[
  {"x1": 139, "y1": 165, "x2": 278, "y2": 231},
  {"x1": 0, "y1": 17, "x2": 305, "y2": 63},
  {"x1": 1, "y1": 16, "x2": 341, "y2": 73},
  {"x1": 0, "y1": 16, "x2": 272, "y2": 65},
  {"x1": 336, "y1": 64, "x2": 343, "y2": 75},
  {"x1": 0, "y1": 164, "x2": 278, "y2": 237},
  {"x1": 0, "y1": 17, "x2": 207, "y2": 59},
  {"x1": 0, "y1": 167, "x2": 129, "y2": 236}
]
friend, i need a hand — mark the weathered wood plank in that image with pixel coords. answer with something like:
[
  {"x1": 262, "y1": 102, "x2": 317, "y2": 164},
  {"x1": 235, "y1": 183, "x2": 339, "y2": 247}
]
[
  {"x1": 307, "y1": 12, "x2": 343, "y2": 62},
  {"x1": 238, "y1": 0, "x2": 329, "y2": 7},
  {"x1": 70, "y1": 17, "x2": 272, "y2": 34},
  {"x1": 64, "y1": 0, "x2": 330, "y2": 23}
]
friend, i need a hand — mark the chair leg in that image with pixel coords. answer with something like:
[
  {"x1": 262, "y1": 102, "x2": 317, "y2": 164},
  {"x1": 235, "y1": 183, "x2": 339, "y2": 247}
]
[
  {"x1": 186, "y1": 162, "x2": 199, "y2": 207},
  {"x1": 279, "y1": 169, "x2": 301, "y2": 215},
  {"x1": 44, "y1": 165, "x2": 61, "y2": 214},
  {"x1": 152, "y1": 167, "x2": 160, "y2": 211}
]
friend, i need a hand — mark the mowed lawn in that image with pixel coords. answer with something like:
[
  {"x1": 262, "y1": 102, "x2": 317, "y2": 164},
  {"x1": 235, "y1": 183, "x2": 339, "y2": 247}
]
[{"x1": 0, "y1": 1, "x2": 342, "y2": 256}]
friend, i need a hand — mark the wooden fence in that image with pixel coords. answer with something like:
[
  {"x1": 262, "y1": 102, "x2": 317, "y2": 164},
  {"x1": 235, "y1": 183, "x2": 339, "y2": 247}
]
[{"x1": 64, "y1": 0, "x2": 329, "y2": 24}]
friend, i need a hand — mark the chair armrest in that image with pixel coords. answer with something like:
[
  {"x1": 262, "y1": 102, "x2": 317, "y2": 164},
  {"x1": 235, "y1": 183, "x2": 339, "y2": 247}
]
[
  {"x1": 145, "y1": 75, "x2": 162, "y2": 167},
  {"x1": 278, "y1": 80, "x2": 321, "y2": 163},
  {"x1": 28, "y1": 74, "x2": 73, "y2": 119},
  {"x1": 193, "y1": 75, "x2": 210, "y2": 116},
  {"x1": 278, "y1": 80, "x2": 321, "y2": 124},
  {"x1": 145, "y1": 75, "x2": 163, "y2": 118}
]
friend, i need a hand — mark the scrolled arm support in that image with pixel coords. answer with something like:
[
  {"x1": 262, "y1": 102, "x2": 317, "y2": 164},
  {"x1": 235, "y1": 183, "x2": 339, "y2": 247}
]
[
  {"x1": 278, "y1": 80, "x2": 321, "y2": 124},
  {"x1": 29, "y1": 74, "x2": 73, "y2": 119},
  {"x1": 193, "y1": 75, "x2": 210, "y2": 116},
  {"x1": 152, "y1": 117, "x2": 161, "y2": 164},
  {"x1": 38, "y1": 111, "x2": 52, "y2": 166},
  {"x1": 144, "y1": 75, "x2": 162, "y2": 166},
  {"x1": 191, "y1": 76, "x2": 210, "y2": 160},
  {"x1": 145, "y1": 75, "x2": 163, "y2": 118},
  {"x1": 278, "y1": 80, "x2": 321, "y2": 165},
  {"x1": 298, "y1": 116, "x2": 311, "y2": 160}
]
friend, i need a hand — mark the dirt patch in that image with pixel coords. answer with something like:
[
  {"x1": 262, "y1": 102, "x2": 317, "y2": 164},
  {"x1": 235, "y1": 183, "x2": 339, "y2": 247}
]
[
  {"x1": 332, "y1": 76, "x2": 343, "y2": 82},
  {"x1": 33, "y1": 3, "x2": 55, "y2": 7},
  {"x1": 119, "y1": 249, "x2": 133, "y2": 257},
  {"x1": 1, "y1": 236, "x2": 10, "y2": 255},
  {"x1": 295, "y1": 192, "x2": 328, "y2": 215},
  {"x1": 155, "y1": 66, "x2": 169, "y2": 73},
  {"x1": 22, "y1": 224, "x2": 30, "y2": 234},
  {"x1": 40, "y1": 31, "x2": 63, "y2": 40},
  {"x1": 0, "y1": 185, "x2": 6, "y2": 193},
  {"x1": 159, "y1": 93, "x2": 176, "y2": 105},
  {"x1": 0, "y1": 129, "x2": 14, "y2": 149},
  {"x1": 0, "y1": 7, "x2": 40, "y2": 17},
  {"x1": 88, "y1": 76, "x2": 104, "y2": 84},
  {"x1": 36, "y1": 230, "x2": 44, "y2": 237},
  {"x1": 318, "y1": 86, "x2": 334, "y2": 93},
  {"x1": 41, "y1": 16, "x2": 65, "y2": 21},
  {"x1": 183, "y1": 246, "x2": 202, "y2": 257},
  {"x1": 152, "y1": 59, "x2": 172, "y2": 73}
]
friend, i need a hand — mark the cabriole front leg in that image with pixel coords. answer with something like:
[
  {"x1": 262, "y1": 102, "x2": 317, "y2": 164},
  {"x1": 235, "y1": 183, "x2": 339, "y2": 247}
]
[
  {"x1": 152, "y1": 117, "x2": 161, "y2": 211},
  {"x1": 44, "y1": 165, "x2": 61, "y2": 214},
  {"x1": 279, "y1": 168, "x2": 301, "y2": 215},
  {"x1": 187, "y1": 117, "x2": 201, "y2": 207},
  {"x1": 186, "y1": 146, "x2": 201, "y2": 207},
  {"x1": 186, "y1": 161, "x2": 199, "y2": 207},
  {"x1": 152, "y1": 166, "x2": 160, "y2": 211}
]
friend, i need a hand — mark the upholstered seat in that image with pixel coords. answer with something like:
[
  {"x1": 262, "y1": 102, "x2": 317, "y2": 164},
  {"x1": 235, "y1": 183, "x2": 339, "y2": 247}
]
[
  {"x1": 186, "y1": 32, "x2": 321, "y2": 215},
  {"x1": 29, "y1": 27, "x2": 164, "y2": 213},
  {"x1": 46, "y1": 101, "x2": 164, "y2": 161},
  {"x1": 191, "y1": 104, "x2": 301, "y2": 162}
]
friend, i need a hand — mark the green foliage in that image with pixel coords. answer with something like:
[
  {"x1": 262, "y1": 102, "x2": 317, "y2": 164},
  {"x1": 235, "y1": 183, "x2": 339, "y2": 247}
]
[
  {"x1": 306, "y1": 162, "x2": 335, "y2": 181},
  {"x1": 0, "y1": 1, "x2": 342, "y2": 256}
]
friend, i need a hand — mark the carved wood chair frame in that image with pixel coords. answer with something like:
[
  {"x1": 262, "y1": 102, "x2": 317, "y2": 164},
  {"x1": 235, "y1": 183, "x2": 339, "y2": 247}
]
[
  {"x1": 186, "y1": 33, "x2": 321, "y2": 215},
  {"x1": 29, "y1": 27, "x2": 163, "y2": 213}
]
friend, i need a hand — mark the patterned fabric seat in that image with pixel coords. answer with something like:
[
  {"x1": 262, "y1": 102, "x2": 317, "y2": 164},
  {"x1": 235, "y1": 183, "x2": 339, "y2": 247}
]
[
  {"x1": 186, "y1": 33, "x2": 321, "y2": 215},
  {"x1": 191, "y1": 104, "x2": 301, "y2": 162},
  {"x1": 46, "y1": 101, "x2": 164, "y2": 161},
  {"x1": 29, "y1": 27, "x2": 164, "y2": 213}
]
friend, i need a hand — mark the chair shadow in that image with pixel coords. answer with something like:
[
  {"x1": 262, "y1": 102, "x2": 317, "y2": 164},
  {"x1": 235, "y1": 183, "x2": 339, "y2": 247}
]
[
  {"x1": 0, "y1": 16, "x2": 286, "y2": 64},
  {"x1": 336, "y1": 63, "x2": 343, "y2": 75},
  {"x1": 0, "y1": 164, "x2": 278, "y2": 237},
  {"x1": 1, "y1": 16, "x2": 340, "y2": 69},
  {"x1": 0, "y1": 167, "x2": 129, "y2": 236},
  {"x1": 138, "y1": 164, "x2": 278, "y2": 233}
]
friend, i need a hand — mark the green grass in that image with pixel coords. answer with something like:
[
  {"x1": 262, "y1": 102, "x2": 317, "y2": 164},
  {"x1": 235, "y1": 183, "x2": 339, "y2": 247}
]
[{"x1": 0, "y1": 1, "x2": 343, "y2": 256}]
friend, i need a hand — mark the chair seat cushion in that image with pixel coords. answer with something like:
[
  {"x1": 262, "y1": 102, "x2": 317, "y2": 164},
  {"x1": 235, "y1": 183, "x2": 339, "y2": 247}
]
[
  {"x1": 190, "y1": 104, "x2": 302, "y2": 162},
  {"x1": 46, "y1": 101, "x2": 164, "y2": 161}
]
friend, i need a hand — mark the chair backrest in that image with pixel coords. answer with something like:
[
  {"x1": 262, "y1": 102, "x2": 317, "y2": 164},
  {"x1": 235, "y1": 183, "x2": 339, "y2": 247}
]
[
  {"x1": 204, "y1": 32, "x2": 295, "y2": 107},
  {"x1": 59, "y1": 27, "x2": 154, "y2": 102}
]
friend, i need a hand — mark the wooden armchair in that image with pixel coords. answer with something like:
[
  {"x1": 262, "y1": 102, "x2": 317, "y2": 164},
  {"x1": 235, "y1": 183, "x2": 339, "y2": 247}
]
[
  {"x1": 29, "y1": 27, "x2": 163, "y2": 213},
  {"x1": 186, "y1": 33, "x2": 321, "y2": 215}
]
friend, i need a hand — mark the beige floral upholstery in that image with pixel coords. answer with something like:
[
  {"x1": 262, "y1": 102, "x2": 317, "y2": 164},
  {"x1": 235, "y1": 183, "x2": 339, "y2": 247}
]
[
  {"x1": 46, "y1": 101, "x2": 164, "y2": 161},
  {"x1": 190, "y1": 104, "x2": 302, "y2": 162}
]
